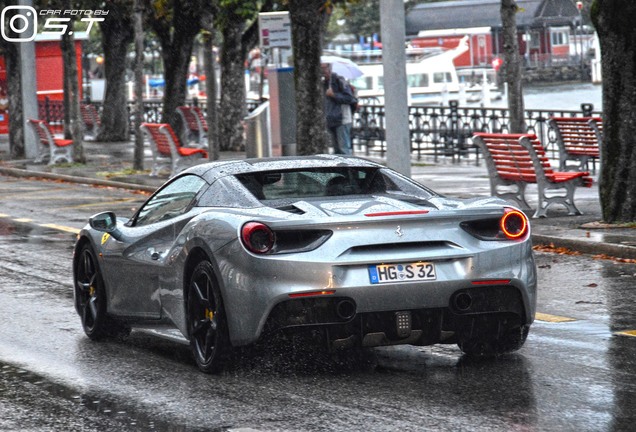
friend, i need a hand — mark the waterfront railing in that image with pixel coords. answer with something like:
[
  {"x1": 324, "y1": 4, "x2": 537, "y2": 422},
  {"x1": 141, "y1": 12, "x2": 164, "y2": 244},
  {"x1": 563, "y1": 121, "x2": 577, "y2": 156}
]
[{"x1": 38, "y1": 97, "x2": 600, "y2": 163}]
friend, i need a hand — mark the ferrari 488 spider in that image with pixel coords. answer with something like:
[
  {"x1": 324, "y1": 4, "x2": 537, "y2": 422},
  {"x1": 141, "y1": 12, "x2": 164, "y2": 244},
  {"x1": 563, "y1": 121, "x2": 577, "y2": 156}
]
[{"x1": 73, "y1": 155, "x2": 536, "y2": 373}]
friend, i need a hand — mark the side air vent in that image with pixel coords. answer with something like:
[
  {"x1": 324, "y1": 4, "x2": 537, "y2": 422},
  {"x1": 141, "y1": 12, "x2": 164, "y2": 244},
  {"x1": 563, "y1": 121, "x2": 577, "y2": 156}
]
[{"x1": 276, "y1": 204, "x2": 306, "y2": 215}]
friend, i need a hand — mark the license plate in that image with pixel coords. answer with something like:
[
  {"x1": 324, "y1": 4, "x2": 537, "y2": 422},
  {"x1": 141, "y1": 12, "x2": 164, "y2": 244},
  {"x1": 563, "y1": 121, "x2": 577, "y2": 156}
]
[{"x1": 368, "y1": 262, "x2": 436, "y2": 284}]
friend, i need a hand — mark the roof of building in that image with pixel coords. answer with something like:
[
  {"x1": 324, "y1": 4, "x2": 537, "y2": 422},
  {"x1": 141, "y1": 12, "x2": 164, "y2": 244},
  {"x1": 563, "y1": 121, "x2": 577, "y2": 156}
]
[{"x1": 406, "y1": 0, "x2": 580, "y2": 36}]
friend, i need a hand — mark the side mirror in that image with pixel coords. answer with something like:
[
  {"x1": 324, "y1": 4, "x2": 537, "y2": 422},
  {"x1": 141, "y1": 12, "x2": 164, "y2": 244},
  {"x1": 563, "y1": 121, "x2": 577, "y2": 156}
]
[{"x1": 89, "y1": 211, "x2": 117, "y2": 233}]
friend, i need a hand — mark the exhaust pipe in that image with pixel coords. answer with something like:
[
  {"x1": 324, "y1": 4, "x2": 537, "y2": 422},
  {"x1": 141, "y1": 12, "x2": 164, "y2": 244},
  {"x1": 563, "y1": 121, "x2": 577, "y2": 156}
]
[
  {"x1": 454, "y1": 292, "x2": 472, "y2": 312},
  {"x1": 335, "y1": 299, "x2": 356, "y2": 320}
]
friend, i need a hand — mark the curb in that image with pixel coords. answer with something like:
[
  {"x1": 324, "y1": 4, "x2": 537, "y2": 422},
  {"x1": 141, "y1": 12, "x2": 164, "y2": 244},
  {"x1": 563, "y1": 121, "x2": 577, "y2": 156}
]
[
  {"x1": 532, "y1": 234, "x2": 636, "y2": 260},
  {"x1": 0, "y1": 166, "x2": 157, "y2": 194}
]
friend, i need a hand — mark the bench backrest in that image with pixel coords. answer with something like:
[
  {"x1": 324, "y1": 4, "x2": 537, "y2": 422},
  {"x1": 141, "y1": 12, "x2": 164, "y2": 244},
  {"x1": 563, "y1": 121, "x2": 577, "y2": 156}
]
[
  {"x1": 80, "y1": 104, "x2": 100, "y2": 127},
  {"x1": 176, "y1": 106, "x2": 201, "y2": 132},
  {"x1": 141, "y1": 123, "x2": 183, "y2": 156},
  {"x1": 28, "y1": 119, "x2": 54, "y2": 145},
  {"x1": 192, "y1": 106, "x2": 208, "y2": 131},
  {"x1": 549, "y1": 116, "x2": 601, "y2": 153},
  {"x1": 588, "y1": 117, "x2": 603, "y2": 143},
  {"x1": 473, "y1": 132, "x2": 553, "y2": 183}
]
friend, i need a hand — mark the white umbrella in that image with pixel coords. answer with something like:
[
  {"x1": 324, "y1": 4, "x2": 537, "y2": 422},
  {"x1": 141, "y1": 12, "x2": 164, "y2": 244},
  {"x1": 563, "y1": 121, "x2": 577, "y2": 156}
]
[{"x1": 320, "y1": 55, "x2": 364, "y2": 79}]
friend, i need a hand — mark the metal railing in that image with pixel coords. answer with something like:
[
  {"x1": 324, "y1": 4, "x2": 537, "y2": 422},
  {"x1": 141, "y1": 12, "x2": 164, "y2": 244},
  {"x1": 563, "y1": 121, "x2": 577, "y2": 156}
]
[
  {"x1": 38, "y1": 97, "x2": 601, "y2": 163},
  {"x1": 352, "y1": 101, "x2": 600, "y2": 163}
]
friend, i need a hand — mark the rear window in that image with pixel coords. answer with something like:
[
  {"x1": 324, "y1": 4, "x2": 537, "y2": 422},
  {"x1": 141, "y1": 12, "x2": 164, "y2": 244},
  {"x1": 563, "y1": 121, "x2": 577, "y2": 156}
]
[{"x1": 234, "y1": 167, "x2": 436, "y2": 202}]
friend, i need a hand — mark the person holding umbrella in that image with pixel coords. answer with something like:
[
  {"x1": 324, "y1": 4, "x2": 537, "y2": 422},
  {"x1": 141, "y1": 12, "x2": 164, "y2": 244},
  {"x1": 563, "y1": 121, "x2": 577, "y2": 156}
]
[{"x1": 321, "y1": 59, "x2": 358, "y2": 155}]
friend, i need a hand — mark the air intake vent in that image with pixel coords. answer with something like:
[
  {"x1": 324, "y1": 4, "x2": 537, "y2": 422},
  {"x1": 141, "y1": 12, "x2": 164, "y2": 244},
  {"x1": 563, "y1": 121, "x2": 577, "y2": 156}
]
[{"x1": 276, "y1": 204, "x2": 306, "y2": 215}]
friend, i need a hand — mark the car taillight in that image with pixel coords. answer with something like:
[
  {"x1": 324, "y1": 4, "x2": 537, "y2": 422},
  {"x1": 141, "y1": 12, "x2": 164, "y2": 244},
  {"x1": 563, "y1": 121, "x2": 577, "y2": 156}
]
[
  {"x1": 500, "y1": 208, "x2": 528, "y2": 240},
  {"x1": 241, "y1": 222, "x2": 275, "y2": 254},
  {"x1": 460, "y1": 208, "x2": 529, "y2": 241}
]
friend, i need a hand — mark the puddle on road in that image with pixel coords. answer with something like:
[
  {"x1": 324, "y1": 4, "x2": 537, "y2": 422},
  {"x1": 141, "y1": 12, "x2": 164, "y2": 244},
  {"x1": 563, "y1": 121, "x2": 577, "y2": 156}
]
[
  {"x1": 0, "y1": 361, "x2": 211, "y2": 431},
  {"x1": 0, "y1": 219, "x2": 76, "y2": 246}
]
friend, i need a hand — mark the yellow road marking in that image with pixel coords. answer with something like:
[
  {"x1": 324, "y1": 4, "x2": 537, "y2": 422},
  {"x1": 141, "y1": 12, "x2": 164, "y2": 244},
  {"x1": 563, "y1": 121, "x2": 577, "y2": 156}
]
[
  {"x1": 0, "y1": 187, "x2": 69, "y2": 198},
  {"x1": 0, "y1": 213, "x2": 8, "y2": 218},
  {"x1": 39, "y1": 223, "x2": 81, "y2": 234},
  {"x1": 53, "y1": 197, "x2": 139, "y2": 210},
  {"x1": 535, "y1": 312, "x2": 577, "y2": 323},
  {"x1": 14, "y1": 218, "x2": 33, "y2": 223},
  {"x1": 616, "y1": 330, "x2": 636, "y2": 337}
]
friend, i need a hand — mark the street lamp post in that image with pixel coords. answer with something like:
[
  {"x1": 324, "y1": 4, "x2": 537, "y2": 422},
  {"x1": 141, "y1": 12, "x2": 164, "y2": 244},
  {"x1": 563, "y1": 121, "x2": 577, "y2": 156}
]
[{"x1": 576, "y1": 1, "x2": 584, "y2": 79}]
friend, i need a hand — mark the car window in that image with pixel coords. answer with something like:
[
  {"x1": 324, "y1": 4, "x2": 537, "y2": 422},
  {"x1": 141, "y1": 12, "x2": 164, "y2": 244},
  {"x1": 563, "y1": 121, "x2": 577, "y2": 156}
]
[
  {"x1": 134, "y1": 175, "x2": 207, "y2": 226},
  {"x1": 234, "y1": 167, "x2": 436, "y2": 202}
]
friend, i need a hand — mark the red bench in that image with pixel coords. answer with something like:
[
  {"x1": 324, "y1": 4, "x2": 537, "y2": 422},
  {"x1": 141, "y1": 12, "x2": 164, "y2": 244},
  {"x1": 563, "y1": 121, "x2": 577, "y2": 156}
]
[
  {"x1": 473, "y1": 132, "x2": 593, "y2": 218},
  {"x1": 176, "y1": 106, "x2": 208, "y2": 147},
  {"x1": 548, "y1": 116, "x2": 602, "y2": 172},
  {"x1": 140, "y1": 123, "x2": 208, "y2": 177},
  {"x1": 27, "y1": 119, "x2": 74, "y2": 165},
  {"x1": 80, "y1": 103, "x2": 101, "y2": 138}
]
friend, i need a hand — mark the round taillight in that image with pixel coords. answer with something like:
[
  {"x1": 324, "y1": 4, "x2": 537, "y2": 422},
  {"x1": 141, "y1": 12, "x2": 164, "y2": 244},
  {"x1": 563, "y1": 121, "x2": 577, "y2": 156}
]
[
  {"x1": 500, "y1": 209, "x2": 528, "y2": 240},
  {"x1": 241, "y1": 222, "x2": 275, "y2": 254}
]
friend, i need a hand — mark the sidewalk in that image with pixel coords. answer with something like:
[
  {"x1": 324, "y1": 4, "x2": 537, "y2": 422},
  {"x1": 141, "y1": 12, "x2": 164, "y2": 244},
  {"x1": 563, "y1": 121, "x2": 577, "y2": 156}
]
[{"x1": 1, "y1": 139, "x2": 635, "y2": 261}]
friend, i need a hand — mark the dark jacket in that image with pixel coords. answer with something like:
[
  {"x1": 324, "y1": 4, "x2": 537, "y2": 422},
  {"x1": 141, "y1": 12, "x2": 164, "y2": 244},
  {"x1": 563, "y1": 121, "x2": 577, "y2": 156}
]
[{"x1": 324, "y1": 72, "x2": 357, "y2": 128}]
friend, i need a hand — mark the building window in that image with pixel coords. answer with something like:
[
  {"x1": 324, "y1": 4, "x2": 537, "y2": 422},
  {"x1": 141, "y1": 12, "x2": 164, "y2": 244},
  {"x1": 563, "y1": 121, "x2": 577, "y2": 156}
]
[{"x1": 551, "y1": 30, "x2": 569, "y2": 46}]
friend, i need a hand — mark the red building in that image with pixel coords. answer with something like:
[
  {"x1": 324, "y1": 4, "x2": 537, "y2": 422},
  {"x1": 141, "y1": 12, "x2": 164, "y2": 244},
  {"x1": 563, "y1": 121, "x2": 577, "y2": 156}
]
[
  {"x1": 0, "y1": 34, "x2": 85, "y2": 134},
  {"x1": 406, "y1": 0, "x2": 582, "y2": 69}
]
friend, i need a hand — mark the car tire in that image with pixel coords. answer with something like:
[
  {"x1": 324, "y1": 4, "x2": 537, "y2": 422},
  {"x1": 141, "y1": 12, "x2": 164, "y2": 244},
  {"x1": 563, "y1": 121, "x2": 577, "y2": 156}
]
[
  {"x1": 187, "y1": 260, "x2": 231, "y2": 373},
  {"x1": 74, "y1": 243, "x2": 130, "y2": 340},
  {"x1": 458, "y1": 325, "x2": 530, "y2": 356}
]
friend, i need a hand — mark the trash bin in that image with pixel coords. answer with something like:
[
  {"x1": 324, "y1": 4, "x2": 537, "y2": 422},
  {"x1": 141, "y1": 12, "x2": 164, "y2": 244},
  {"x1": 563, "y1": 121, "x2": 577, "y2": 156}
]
[{"x1": 244, "y1": 100, "x2": 273, "y2": 158}]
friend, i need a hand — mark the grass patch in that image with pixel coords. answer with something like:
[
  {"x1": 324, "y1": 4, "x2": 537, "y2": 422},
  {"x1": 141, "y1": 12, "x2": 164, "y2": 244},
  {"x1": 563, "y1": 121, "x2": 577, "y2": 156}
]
[{"x1": 96, "y1": 168, "x2": 151, "y2": 178}]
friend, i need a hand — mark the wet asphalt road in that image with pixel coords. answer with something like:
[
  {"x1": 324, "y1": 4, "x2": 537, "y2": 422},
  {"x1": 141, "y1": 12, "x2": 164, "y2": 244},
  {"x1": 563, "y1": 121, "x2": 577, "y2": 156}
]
[{"x1": 2, "y1": 177, "x2": 636, "y2": 431}]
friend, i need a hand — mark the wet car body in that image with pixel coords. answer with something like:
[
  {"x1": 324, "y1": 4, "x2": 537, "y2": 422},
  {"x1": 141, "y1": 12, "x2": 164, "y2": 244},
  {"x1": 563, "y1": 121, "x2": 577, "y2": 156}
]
[{"x1": 73, "y1": 155, "x2": 537, "y2": 372}]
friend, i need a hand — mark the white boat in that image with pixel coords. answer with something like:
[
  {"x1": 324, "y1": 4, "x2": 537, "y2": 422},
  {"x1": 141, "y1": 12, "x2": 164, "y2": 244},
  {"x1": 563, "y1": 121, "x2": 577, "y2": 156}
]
[{"x1": 349, "y1": 36, "x2": 500, "y2": 106}]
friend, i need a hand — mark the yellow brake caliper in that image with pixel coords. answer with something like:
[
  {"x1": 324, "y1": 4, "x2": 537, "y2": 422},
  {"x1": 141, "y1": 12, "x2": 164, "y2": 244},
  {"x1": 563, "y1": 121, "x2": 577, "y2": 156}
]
[{"x1": 205, "y1": 308, "x2": 214, "y2": 321}]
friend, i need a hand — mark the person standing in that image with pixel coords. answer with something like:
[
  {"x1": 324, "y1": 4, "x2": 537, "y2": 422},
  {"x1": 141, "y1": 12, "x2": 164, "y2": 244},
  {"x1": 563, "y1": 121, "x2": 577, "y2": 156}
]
[{"x1": 321, "y1": 63, "x2": 357, "y2": 155}]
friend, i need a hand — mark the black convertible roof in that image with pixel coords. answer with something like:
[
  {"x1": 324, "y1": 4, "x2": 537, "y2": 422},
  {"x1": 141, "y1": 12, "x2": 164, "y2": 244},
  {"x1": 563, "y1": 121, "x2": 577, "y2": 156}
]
[{"x1": 182, "y1": 155, "x2": 384, "y2": 183}]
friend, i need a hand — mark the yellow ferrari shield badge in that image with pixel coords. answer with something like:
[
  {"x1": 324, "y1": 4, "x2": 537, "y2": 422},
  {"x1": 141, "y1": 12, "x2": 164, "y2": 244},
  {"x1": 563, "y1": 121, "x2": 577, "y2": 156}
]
[{"x1": 101, "y1": 233, "x2": 111, "y2": 245}]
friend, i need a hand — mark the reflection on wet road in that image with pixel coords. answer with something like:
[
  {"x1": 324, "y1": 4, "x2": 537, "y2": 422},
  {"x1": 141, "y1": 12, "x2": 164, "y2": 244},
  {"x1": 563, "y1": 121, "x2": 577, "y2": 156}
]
[{"x1": 1, "y1": 217, "x2": 636, "y2": 430}]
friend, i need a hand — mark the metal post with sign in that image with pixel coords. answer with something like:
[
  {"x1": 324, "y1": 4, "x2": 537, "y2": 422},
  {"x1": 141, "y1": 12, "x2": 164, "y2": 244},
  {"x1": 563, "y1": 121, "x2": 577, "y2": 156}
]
[{"x1": 258, "y1": 11, "x2": 295, "y2": 156}]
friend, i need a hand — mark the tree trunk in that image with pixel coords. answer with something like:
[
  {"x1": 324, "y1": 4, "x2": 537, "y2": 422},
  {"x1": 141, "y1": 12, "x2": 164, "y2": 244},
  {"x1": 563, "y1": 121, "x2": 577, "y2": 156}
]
[
  {"x1": 218, "y1": 23, "x2": 246, "y2": 151},
  {"x1": 133, "y1": 0, "x2": 145, "y2": 170},
  {"x1": 145, "y1": 1, "x2": 203, "y2": 131},
  {"x1": 592, "y1": 0, "x2": 636, "y2": 222},
  {"x1": 97, "y1": 4, "x2": 133, "y2": 142},
  {"x1": 160, "y1": 32, "x2": 196, "y2": 130},
  {"x1": 61, "y1": 20, "x2": 85, "y2": 163},
  {"x1": 202, "y1": 25, "x2": 219, "y2": 160},
  {"x1": 1, "y1": 41, "x2": 24, "y2": 159},
  {"x1": 500, "y1": 0, "x2": 525, "y2": 133},
  {"x1": 289, "y1": 0, "x2": 329, "y2": 155}
]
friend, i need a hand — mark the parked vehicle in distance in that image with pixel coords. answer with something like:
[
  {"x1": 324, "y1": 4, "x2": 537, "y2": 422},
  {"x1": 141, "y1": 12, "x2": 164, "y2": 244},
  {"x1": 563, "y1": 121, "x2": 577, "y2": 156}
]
[{"x1": 73, "y1": 155, "x2": 537, "y2": 373}]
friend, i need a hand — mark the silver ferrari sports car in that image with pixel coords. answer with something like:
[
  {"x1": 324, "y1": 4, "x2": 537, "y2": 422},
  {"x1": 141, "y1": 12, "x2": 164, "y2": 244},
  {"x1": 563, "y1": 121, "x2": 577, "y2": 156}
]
[{"x1": 73, "y1": 155, "x2": 537, "y2": 373}]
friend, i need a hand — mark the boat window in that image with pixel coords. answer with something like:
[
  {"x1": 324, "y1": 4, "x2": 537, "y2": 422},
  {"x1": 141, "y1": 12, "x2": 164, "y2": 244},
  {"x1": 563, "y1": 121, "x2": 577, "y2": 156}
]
[
  {"x1": 351, "y1": 76, "x2": 373, "y2": 91},
  {"x1": 378, "y1": 76, "x2": 384, "y2": 91},
  {"x1": 407, "y1": 73, "x2": 429, "y2": 88},
  {"x1": 433, "y1": 72, "x2": 452, "y2": 84}
]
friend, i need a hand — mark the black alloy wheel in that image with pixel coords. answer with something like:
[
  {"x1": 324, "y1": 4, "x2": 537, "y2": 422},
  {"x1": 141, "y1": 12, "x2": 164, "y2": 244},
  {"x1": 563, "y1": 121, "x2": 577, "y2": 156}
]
[
  {"x1": 74, "y1": 244, "x2": 114, "y2": 340},
  {"x1": 187, "y1": 261, "x2": 230, "y2": 373}
]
